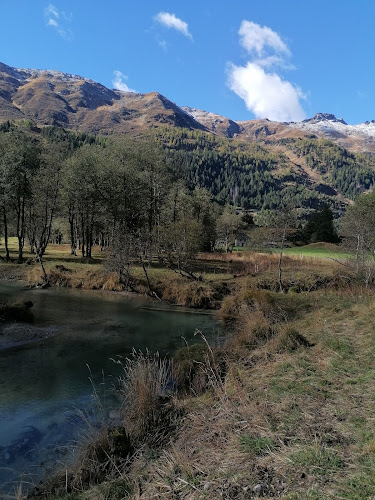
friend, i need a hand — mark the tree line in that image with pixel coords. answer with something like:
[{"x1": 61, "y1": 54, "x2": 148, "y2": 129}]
[
  {"x1": 0, "y1": 125, "x2": 222, "y2": 283},
  {"x1": 151, "y1": 127, "x2": 339, "y2": 210},
  {"x1": 2, "y1": 122, "x2": 375, "y2": 287}
]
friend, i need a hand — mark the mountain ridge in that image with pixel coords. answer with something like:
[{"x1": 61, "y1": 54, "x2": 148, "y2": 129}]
[{"x1": 1, "y1": 61, "x2": 375, "y2": 152}]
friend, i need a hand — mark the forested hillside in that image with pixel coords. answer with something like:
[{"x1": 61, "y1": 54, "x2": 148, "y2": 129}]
[
  {"x1": 151, "y1": 127, "x2": 344, "y2": 210},
  {"x1": 283, "y1": 137, "x2": 375, "y2": 199},
  {"x1": 2, "y1": 122, "x2": 375, "y2": 247}
]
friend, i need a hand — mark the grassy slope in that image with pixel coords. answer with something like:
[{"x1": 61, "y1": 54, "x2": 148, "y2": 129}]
[
  {"x1": 124, "y1": 291, "x2": 373, "y2": 500},
  {"x1": 282, "y1": 243, "x2": 352, "y2": 261}
]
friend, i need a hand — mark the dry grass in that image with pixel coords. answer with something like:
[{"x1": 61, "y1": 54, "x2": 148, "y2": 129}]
[
  {"x1": 160, "y1": 278, "x2": 221, "y2": 308},
  {"x1": 116, "y1": 351, "x2": 179, "y2": 447},
  {"x1": 119, "y1": 292, "x2": 375, "y2": 499},
  {"x1": 28, "y1": 427, "x2": 133, "y2": 499},
  {"x1": 199, "y1": 250, "x2": 337, "y2": 274},
  {"x1": 24, "y1": 288, "x2": 375, "y2": 499},
  {"x1": 4, "y1": 239, "x2": 375, "y2": 498}
]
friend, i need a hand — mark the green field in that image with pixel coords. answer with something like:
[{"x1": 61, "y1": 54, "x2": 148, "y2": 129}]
[{"x1": 273, "y1": 243, "x2": 352, "y2": 261}]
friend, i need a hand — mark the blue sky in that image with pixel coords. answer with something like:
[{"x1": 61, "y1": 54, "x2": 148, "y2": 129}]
[{"x1": 0, "y1": 0, "x2": 374, "y2": 124}]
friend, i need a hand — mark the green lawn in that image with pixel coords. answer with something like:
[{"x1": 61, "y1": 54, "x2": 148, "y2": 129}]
[{"x1": 275, "y1": 243, "x2": 352, "y2": 261}]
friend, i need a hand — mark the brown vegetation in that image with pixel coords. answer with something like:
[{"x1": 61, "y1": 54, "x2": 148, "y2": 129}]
[{"x1": 27, "y1": 275, "x2": 375, "y2": 499}]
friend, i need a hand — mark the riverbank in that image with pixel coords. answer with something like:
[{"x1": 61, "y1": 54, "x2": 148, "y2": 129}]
[
  {"x1": 0, "y1": 282, "x2": 220, "y2": 498},
  {"x1": 26, "y1": 286, "x2": 375, "y2": 499},
  {"x1": 0, "y1": 240, "x2": 345, "y2": 311},
  {"x1": 3, "y1": 241, "x2": 373, "y2": 498}
]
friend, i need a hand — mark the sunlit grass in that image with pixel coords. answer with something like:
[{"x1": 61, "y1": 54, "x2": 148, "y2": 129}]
[{"x1": 280, "y1": 243, "x2": 352, "y2": 261}]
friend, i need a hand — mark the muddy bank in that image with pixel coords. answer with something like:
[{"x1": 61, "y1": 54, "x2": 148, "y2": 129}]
[{"x1": 0, "y1": 323, "x2": 59, "y2": 350}]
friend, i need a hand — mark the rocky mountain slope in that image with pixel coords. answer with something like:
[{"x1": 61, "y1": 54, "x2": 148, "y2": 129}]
[
  {"x1": 0, "y1": 62, "x2": 205, "y2": 135},
  {"x1": 183, "y1": 108, "x2": 375, "y2": 153},
  {"x1": 1, "y1": 61, "x2": 375, "y2": 153}
]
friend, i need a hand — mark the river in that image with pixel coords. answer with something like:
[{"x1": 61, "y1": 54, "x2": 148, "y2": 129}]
[{"x1": 0, "y1": 282, "x2": 221, "y2": 495}]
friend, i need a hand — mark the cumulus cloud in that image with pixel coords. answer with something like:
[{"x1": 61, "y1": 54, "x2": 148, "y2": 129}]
[
  {"x1": 239, "y1": 20, "x2": 290, "y2": 57},
  {"x1": 112, "y1": 71, "x2": 136, "y2": 93},
  {"x1": 228, "y1": 20, "x2": 306, "y2": 122},
  {"x1": 228, "y1": 63, "x2": 305, "y2": 123},
  {"x1": 44, "y1": 3, "x2": 72, "y2": 40},
  {"x1": 154, "y1": 12, "x2": 192, "y2": 39}
]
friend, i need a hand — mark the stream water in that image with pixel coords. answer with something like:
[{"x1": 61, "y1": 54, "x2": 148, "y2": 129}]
[{"x1": 0, "y1": 282, "x2": 221, "y2": 495}]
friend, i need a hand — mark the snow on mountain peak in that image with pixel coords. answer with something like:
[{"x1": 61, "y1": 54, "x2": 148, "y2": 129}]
[{"x1": 303, "y1": 113, "x2": 347, "y2": 125}]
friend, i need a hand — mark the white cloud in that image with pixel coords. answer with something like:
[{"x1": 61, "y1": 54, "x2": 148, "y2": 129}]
[
  {"x1": 44, "y1": 3, "x2": 72, "y2": 40},
  {"x1": 252, "y1": 55, "x2": 295, "y2": 70},
  {"x1": 239, "y1": 20, "x2": 290, "y2": 57},
  {"x1": 154, "y1": 12, "x2": 192, "y2": 39},
  {"x1": 228, "y1": 20, "x2": 306, "y2": 122},
  {"x1": 228, "y1": 62, "x2": 305, "y2": 122},
  {"x1": 47, "y1": 18, "x2": 58, "y2": 28},
  {"x1": 45, "y1": 3, "x2": 59, "y2": 19},
  {"x1": 112, "y1": 71, "x2": 136, "y2": 93}
]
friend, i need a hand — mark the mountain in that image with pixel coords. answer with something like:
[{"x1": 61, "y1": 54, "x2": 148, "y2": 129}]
[
  {"x1": 1, "y1": 61, "x2": 375, "y2": 155},
  {"x1": 181, "y1": 107, "x2": 241, "y2": 138},
  {"x1": 182, "y1": 107, "x2": 375, "y2": 153},
  {"x1": 3, "y1": 62, "x2": 375, "y2": 212},
  {"x1": 288, "y1": 113, "x2": 375, "y2": 153},
  {"x1": 0, "y1": 62, "x2": 205, "y2": 135}
]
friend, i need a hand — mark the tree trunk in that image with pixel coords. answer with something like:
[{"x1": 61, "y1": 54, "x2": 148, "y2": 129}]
[
  {"x1": 2, "y1": 206, "x2": 9, "y2": 260},
  {"x1": 356, "y1": 234, "x2": 360, "y2": 273},
  {"x1": 278, "y1": 225, "x2": 287, "y2": 293},
  {"x1": 141, "y1": 260, "x2": 153, "y2": 295},
  {"x1": 17, "y1": 195, "x2": 26, "y2": 262},
  {"x1": 81, "y1": 219, "x2": 86, "y2": 257},
  {"x1": 17, "y1": 235, "x2": 23, "y2": 262},
  {"x1": 36, "y1": 252, "x2": 48, "y2": 284}
]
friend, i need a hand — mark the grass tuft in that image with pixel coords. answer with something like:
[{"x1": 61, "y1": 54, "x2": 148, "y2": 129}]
[
  {"x1": 239, "y1": 434, "x2": 276, "y2": 456},
  {"x1": 116, "y1": 350, "x2": 179, "y2": 446}
]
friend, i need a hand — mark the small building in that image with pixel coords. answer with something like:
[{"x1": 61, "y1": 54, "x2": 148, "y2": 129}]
[{"x1": 234, "y1": 232, "x2": 249, "y2": 248}]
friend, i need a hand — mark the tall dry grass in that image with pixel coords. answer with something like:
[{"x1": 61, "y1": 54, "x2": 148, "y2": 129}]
[
  {"x1": 199, "y1": 250, "x2": 337, "y2": 275},
  {"x1": 115, "y1": 350, "x2": 179, "y2": 447}
]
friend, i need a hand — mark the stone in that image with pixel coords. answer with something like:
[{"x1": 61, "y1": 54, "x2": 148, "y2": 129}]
[{"x1": 252, "y1": 483, "x2": 263, "y2": 495}]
